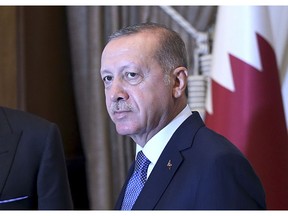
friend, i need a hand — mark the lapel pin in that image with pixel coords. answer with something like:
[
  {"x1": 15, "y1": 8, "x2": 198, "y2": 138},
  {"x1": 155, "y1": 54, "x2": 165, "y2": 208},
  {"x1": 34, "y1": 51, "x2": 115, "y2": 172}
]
[{"x1": 167, "y1": 160, "x2": 172, "y2": 170}]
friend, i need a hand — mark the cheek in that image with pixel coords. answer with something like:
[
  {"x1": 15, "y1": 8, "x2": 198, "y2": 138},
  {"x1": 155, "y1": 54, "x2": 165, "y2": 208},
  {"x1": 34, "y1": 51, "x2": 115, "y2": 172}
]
[
  {"x1": 135, "y1": 91, "x2": 166, "y2": 118},
  {"x1": 148, "y1": 85, "x2": 172, "y2": 104},
  {"x1": 105, "y1": 95, "x2": 109, "y2": 107},
  {"x1": 105, "y1": 95, "x2": 112, "y2": 113}
]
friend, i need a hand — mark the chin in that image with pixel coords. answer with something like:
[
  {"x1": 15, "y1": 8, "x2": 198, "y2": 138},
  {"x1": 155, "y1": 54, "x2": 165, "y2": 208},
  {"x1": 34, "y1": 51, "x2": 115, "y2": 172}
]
[
  {"x1": 115, "y1": 126, "x2": 136, "y2": 136},
  {"x1": 116, "y1": 129, "x2": 130, "y2": 136}
]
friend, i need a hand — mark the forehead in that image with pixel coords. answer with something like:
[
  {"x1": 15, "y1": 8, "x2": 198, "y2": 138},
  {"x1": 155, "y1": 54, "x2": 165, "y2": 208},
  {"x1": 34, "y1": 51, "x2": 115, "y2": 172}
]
[
  {"x1": 103, "y1": 32, "x2": 159, "y2": 57},
  {"x1": 100, "y1": 32, "x2": 159, "y2": 72}
]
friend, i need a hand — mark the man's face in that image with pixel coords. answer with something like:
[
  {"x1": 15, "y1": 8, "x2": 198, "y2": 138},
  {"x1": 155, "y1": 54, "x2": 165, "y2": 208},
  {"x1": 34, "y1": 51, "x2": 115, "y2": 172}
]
[{"x1": 100, "y1": 32, "x2": 175, "y2": 145}]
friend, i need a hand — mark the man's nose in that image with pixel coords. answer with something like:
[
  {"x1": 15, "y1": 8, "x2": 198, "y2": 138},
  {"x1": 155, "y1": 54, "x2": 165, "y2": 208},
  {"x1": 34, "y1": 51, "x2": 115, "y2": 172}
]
[{"x1": 109, "y1": 80, "x2": 128, "y2": 102}]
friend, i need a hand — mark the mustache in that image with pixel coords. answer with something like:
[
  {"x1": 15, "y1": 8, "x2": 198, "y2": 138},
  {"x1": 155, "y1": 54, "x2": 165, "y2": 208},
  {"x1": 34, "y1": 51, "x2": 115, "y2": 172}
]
[{"x1": 110, "y1": 101, "x2": 133, "y2": 113}]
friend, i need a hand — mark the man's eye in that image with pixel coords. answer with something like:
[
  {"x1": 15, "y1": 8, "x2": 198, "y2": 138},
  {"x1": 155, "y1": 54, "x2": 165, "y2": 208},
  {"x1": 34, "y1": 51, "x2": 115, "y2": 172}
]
[
  {"x1": 125, "y1": 72, "x2": 143, "y2": 85},
  {"x1": 103, "y1": 76, "x2": 113, "y2": 82},
  {"x1": 127, "y1": 72, "x2": 138, "y2": 79}
]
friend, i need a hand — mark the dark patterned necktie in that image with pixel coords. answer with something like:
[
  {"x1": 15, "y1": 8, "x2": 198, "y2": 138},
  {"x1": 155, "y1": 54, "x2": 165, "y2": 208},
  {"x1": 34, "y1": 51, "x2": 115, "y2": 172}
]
[{"x1": 121, "y1": 151, "x2": 151, "y2": 210}]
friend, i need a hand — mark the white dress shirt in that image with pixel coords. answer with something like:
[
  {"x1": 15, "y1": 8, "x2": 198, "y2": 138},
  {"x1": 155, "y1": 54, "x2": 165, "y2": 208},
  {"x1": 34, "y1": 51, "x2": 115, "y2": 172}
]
[{"x1": 136, "y1": 105, "x2": 192, "y2": 178}]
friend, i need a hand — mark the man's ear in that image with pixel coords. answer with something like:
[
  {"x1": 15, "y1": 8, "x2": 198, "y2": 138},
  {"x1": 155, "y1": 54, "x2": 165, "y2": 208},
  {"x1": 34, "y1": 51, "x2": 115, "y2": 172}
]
[{"x1": 172, "y1": 66, "x2": 188, "y2": 98}]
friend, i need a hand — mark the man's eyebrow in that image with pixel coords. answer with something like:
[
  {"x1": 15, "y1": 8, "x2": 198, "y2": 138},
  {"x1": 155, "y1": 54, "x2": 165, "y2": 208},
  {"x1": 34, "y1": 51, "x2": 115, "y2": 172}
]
[
  {"x1": 100, "y1": 69, "x2": 109, "y2": 74},
  {"x1": 101, "y1": 64, "x2": 139, "y2": 74}
]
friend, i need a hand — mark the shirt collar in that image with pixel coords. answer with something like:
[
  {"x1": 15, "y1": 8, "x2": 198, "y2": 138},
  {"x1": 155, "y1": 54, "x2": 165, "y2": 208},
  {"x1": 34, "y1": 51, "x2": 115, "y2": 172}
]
[{"x1": 136, "y1": 105, "x2": 192, "y2": 166}]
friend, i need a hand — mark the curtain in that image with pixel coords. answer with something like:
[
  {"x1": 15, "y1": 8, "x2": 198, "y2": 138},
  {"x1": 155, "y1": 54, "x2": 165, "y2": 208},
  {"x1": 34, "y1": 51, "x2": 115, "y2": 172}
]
[{"x1": 66, "y1": 6, "x2": 217, "y2": 209}]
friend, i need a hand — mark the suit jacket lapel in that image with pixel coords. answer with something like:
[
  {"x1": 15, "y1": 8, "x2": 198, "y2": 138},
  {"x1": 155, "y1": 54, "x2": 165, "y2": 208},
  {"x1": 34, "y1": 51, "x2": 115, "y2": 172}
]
[
  {"x1": 133, "y1": 145, "x2": 183, "y2": 210},
  {"x1": 115, "y1": 152, "x2": 184, "y2": 210},
  {"x1": 133, "y1": 112, "x2": 205, "y2": 210},
  {"x1": 0, "y1": 108, "x2": 22, "y2": 196}
]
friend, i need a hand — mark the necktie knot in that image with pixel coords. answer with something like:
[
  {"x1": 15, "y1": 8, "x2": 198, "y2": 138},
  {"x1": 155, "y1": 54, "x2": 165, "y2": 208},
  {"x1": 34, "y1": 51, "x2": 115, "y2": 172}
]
[
  {"x1": 121, "y1": 151, "x2": 151, "y2": 210},
  {"x1": 134, "y1": 151, "x2": 150, "y2": 175}
]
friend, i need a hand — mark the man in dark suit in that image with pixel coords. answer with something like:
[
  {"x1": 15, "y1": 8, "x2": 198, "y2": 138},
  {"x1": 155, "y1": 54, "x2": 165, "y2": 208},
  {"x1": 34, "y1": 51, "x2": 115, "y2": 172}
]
[
  {"x1": 100, "y1": 22, "x2": 266, "y2": 210},
  {"x1": 0, "y1": 106, "x2": 73, "y2": 210}
]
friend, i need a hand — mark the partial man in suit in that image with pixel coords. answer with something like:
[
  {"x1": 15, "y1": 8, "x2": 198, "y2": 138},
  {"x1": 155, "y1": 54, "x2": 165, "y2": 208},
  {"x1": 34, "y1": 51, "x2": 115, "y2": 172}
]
[
  {"x1": 100, "y1": 22, "x2": 266, "y2": 210},
  {"x1": 0, "y1": 106, "x2": 73, "y2": 210}
]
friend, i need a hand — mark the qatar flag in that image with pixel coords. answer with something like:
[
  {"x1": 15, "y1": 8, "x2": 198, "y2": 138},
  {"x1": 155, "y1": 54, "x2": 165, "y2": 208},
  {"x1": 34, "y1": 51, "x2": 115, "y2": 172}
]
[{"x1": 205, "y1": 6, "x2": 288, "y2": 209}]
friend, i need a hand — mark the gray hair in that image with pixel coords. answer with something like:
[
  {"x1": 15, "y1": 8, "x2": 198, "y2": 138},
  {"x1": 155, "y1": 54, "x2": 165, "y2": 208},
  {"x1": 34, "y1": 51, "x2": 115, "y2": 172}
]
[{"x1": 108, "y1": 22, "x2": 188, "y2": 74}]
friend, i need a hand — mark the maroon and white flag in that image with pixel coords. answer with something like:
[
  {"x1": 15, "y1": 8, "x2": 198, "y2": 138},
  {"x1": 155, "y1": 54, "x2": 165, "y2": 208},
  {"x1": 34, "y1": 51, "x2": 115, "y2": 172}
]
[{"x1": 205, "y1": 6, "x2": 288, "y2": 209}]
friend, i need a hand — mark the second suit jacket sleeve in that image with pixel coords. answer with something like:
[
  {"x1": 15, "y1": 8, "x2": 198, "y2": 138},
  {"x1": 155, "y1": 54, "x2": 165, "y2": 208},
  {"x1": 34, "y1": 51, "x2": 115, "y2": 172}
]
[{"x1": 36, "y1": 123, "x2": 73, "y2": 209}]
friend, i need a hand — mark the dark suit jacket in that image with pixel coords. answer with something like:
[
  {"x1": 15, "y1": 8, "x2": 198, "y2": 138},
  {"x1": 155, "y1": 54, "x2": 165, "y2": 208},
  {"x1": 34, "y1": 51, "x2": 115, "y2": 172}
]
[
  {"x1": 0, "y1": 107, "x2": 73, "y2": 210},
  {"x1": 115, "y1": 111, "x2": 266, "y2": 210}
]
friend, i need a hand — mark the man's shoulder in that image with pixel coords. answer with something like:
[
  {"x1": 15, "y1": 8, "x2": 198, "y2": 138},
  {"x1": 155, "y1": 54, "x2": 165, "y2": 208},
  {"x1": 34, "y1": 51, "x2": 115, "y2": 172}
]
[
  {"x1": 192, "y1": 124, "x2": 247, "y2": 164},
  {"x1": 0, "y1": 106, "x2": 56, "y2": 132}
]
